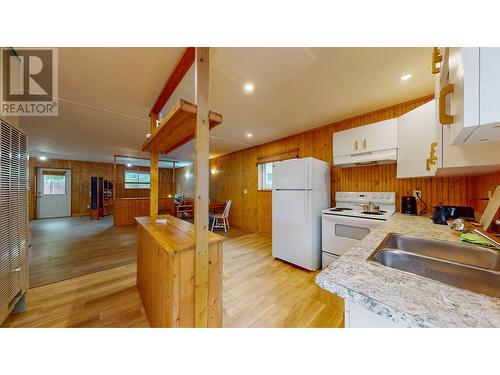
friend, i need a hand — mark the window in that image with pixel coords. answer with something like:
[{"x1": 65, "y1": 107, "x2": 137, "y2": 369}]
[
  {"x1": 43, "y1": 173, "x2": 66, "y2": 195},
  {"x1": 125, "y1": 170, "x2": 150, "y2": 189},
  {"x1": 258, "y1": 162, "x2": 273, "y2": 190}
]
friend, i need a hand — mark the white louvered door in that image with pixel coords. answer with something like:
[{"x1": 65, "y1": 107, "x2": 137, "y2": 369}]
[{"x1": 0, "y1": 120, "x2": 28, "y2": 323}]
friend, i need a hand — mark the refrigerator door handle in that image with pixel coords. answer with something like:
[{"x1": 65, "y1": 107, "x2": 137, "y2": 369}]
[
  {"x1": 304, "y1": 191, "x2": 308, "y2": 223},
  {"x1": 305, "y1": 191, "x2": 310, "y2": 223},
  {"x1": 304, "y1": 161, "x2": 308, "y2": 189}
]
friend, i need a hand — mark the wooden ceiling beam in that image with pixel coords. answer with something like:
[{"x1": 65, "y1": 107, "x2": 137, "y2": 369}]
[{"x1": 149, "y1": 47, "x2": 195, "y2": 116}]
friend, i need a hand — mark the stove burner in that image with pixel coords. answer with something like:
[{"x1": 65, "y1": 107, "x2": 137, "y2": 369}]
[{"x1": 329, "y1": 207, "x2": 353, "y2": 212}]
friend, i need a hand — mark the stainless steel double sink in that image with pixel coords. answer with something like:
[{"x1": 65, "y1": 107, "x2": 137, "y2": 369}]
[{"x1": 368, "y1": 233, "x2": 500, "y2": 298}]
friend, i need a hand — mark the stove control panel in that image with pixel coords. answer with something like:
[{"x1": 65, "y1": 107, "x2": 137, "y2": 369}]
[{"x1": 335, "y1": 191, "x2": 396, "y2": 205}]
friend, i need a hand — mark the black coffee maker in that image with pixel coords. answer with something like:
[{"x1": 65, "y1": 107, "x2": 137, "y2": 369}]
[{"x1": 401, "y1": 196, "x2": 417, "y2": 215}]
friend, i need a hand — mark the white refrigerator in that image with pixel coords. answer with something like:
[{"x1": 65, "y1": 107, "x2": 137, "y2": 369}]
[{"x1": 272, "y1": 157, "x2": 330, "y2": 271}]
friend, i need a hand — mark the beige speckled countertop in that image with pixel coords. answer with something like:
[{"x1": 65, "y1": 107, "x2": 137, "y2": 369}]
[{"x1": 316, "y1": 213, "x2": 500, "y2": 327}]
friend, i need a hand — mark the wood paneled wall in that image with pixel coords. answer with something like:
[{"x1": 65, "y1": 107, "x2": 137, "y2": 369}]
[
  {"x1": 175, "y1": 165, "x2": 195, "y2": 200},
  {"x1": 473, "y1": 170, "x2": 500, "y2": 221},
  {"x1": 113, "y1": 197, "x2": 175, "y2": 226},
  {"x1": 29, "y1": 158, "x2": 175, "y2": 220},
  {"x1": 29, "y1": 158, "x2": 113, "y2": 220},
  {"x1": 176, "y1": 94, "x2": 500, "y2": 237}
]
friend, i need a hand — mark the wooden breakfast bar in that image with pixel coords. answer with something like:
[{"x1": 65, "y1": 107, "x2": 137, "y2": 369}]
[
  {"x1": 136, "y1": 214, "x2": 224, "y2": 327},
  {"x1": 138, "y1": 48, "x2": 224, "y2": 327}
]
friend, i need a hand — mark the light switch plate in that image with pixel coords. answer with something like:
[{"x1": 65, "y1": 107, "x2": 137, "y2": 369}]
[{"x1": 243, "y1": 189, "x2": 248, "y2": 194}]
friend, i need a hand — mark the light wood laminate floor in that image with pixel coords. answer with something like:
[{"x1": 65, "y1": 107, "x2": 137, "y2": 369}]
[
  {"x1": 3, "y1": 263, "x2": 150, "y2": 328},
  {"x1": 29, "y1": 216, "x2": 138, "y2": 287},
  {"x1": 223, "y1": 234, "x2": 344, "y2": 328},
  {"x1": 4, "y1": 219, "x2": 344, "y2": 328}
]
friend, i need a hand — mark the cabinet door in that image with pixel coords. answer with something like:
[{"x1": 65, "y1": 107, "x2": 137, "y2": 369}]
[
  {"x1": 480, "y1": 48, "x2": 500, "y2": 126},
  {"x1": 358, "y1": 118, "x2": 397, "y2": 153},
  {"x1": 448, "y1": 47, "x2": 480, "y2": 145},
  {"x1": 468, "y1": 48, "x2": 500, "y2": 143},
  {"x1": 397, "y1": 100, "x2": 437, "y2": 178},
  {"x1": 333, "y1": 127, "x2": 362, "y2": 156}
]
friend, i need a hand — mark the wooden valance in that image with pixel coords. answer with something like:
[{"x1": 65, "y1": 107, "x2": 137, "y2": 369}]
[{"x1": 256, "y1": 149, "x2": 299, "y2": 165}]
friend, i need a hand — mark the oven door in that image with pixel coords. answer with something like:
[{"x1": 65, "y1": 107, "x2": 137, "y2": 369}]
[{"x1": 322, "y1": 214, "x2": 383, "y2": 257}]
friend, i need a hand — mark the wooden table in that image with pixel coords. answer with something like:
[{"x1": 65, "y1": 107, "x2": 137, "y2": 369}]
[{"x1": 136, "y1": 215, "x2": 224, "y2": 327}]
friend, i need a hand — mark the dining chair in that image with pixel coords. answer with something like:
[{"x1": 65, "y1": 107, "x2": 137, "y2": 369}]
[{"x1": 211, "y1": 200, "x2": 232, "y2": 232}]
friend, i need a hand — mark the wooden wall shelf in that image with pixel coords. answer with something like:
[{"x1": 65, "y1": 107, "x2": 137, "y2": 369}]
[{"x1": 142, "y1": 99, "x2": 223, "y2": 154}]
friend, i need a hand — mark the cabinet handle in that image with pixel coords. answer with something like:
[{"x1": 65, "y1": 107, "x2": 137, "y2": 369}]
[
  {"x1": 430, "y1": 142, "x2": 437, "y2": 162},
  {"x1": 432, "y1": 47, "x2": 442, "y2": 74},
  {"x1": 354, "y1": 140, "x2": 358, "y2": 150},
  {"x1": 363, "y1": 139, "x2": 367, "y2": 149},
  {"x1": 439, "y1": 83, "x2": 454, "y2": 125},
  {"x1": 426, "y1": 142, "x2": 438, "y2": 171}
]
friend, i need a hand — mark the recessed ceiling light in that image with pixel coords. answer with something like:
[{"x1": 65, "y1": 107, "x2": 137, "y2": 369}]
[
  {"x1": 39, "y1": 156, "x2": 47, "y2": 161},
  {"x1": 400, "y1": 74, "x2": 412, "y2": 81},
  {"x1": 246, "y1": 133, "x2": 253, "y2": 138},
  {"x1": 243, "y1": 82, "x2": 254, "y2": 94},
  {"x1": 126, "y1": 163, "x2": 132, "y2": 167}
]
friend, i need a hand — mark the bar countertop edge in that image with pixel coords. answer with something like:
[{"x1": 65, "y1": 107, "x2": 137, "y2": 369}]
[{"x1": 135, "y1": 214, "x2": 225, "y2": 254}]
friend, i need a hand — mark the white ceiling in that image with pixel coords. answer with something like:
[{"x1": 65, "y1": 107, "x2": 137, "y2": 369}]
[{"x1": 21, "y1": 47, "x2": 434, "y2": 166}]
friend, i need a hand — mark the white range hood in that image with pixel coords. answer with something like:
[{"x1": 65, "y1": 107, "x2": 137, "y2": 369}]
[{"x1": 333, "y1": 148, "x2": 397, "y2": 167}]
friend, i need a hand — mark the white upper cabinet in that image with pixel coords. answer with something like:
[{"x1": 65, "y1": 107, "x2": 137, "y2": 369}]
[
  {"x1": 397, "y1": 100, "x2": 437, "y2": 178},
  {"x1": 333, "y1": 126, "x2": 364, "y2": 157},
  {"x1": 475, "y1": 48, "x2": 500, "y2": 142},
  {"x1": 433, "y1": 47, "x2": 500, "y2": 175},
  {"x1": 357, "y1": 119, "x2": 398, "y2": 154},
  {"x1": 397, "y1": 97, "x2": 500, "y2": 178},
  {"x1": 440, "y1": 47, "x2": 500, "y2": 145},
  {"x1": 447, "y1": 48, "x2": 480, "y2": 144},
  {"x1": 333, "y1": 119, "x2": 397, "y2": 166}
]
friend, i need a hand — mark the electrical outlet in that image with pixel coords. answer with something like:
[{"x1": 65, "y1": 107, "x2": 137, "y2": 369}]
[{"x1": 413, "y1": 190, "x2": 422, "y2": 198}]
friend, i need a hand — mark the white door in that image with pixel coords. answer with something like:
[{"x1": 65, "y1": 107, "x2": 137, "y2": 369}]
[
  {"x1": 272, "y1": 190, "x2": 318, "y2": 270},
  {"x1": 36, "y1": 168, "x2": 71, "y2": 219}
]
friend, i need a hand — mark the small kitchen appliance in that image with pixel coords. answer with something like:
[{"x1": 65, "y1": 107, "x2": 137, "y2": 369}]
[
  {"x1": 401, "y1": 196, "x2": 417, "y2": 215},
  {"x1": 432, "y1": 205, "x2": 475, "y2": 225}
]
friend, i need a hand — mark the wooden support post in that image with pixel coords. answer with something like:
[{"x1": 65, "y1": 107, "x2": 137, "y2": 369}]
[
  {"x1": 172, "y1": 161, "x2": 176, "y2": 193},
  {"x1": 112, "y1": 155, "x2": 117, "y2": 201},
  {"x1": 150, "y1": 113, "x2": 159, "y2": 219},
  {"x1": 194, "y1": 47, "x2": 210, "y2": 327}
]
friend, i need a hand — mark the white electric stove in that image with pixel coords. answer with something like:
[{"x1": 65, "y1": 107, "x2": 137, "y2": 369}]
[{"x1": 321, "y1": 191, "x2": 396, "y2": 268}]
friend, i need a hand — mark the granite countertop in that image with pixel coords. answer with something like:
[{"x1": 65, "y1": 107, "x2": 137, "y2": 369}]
[{"x1": 316, "y1": 213, "x2": 500, "y2": 328}]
